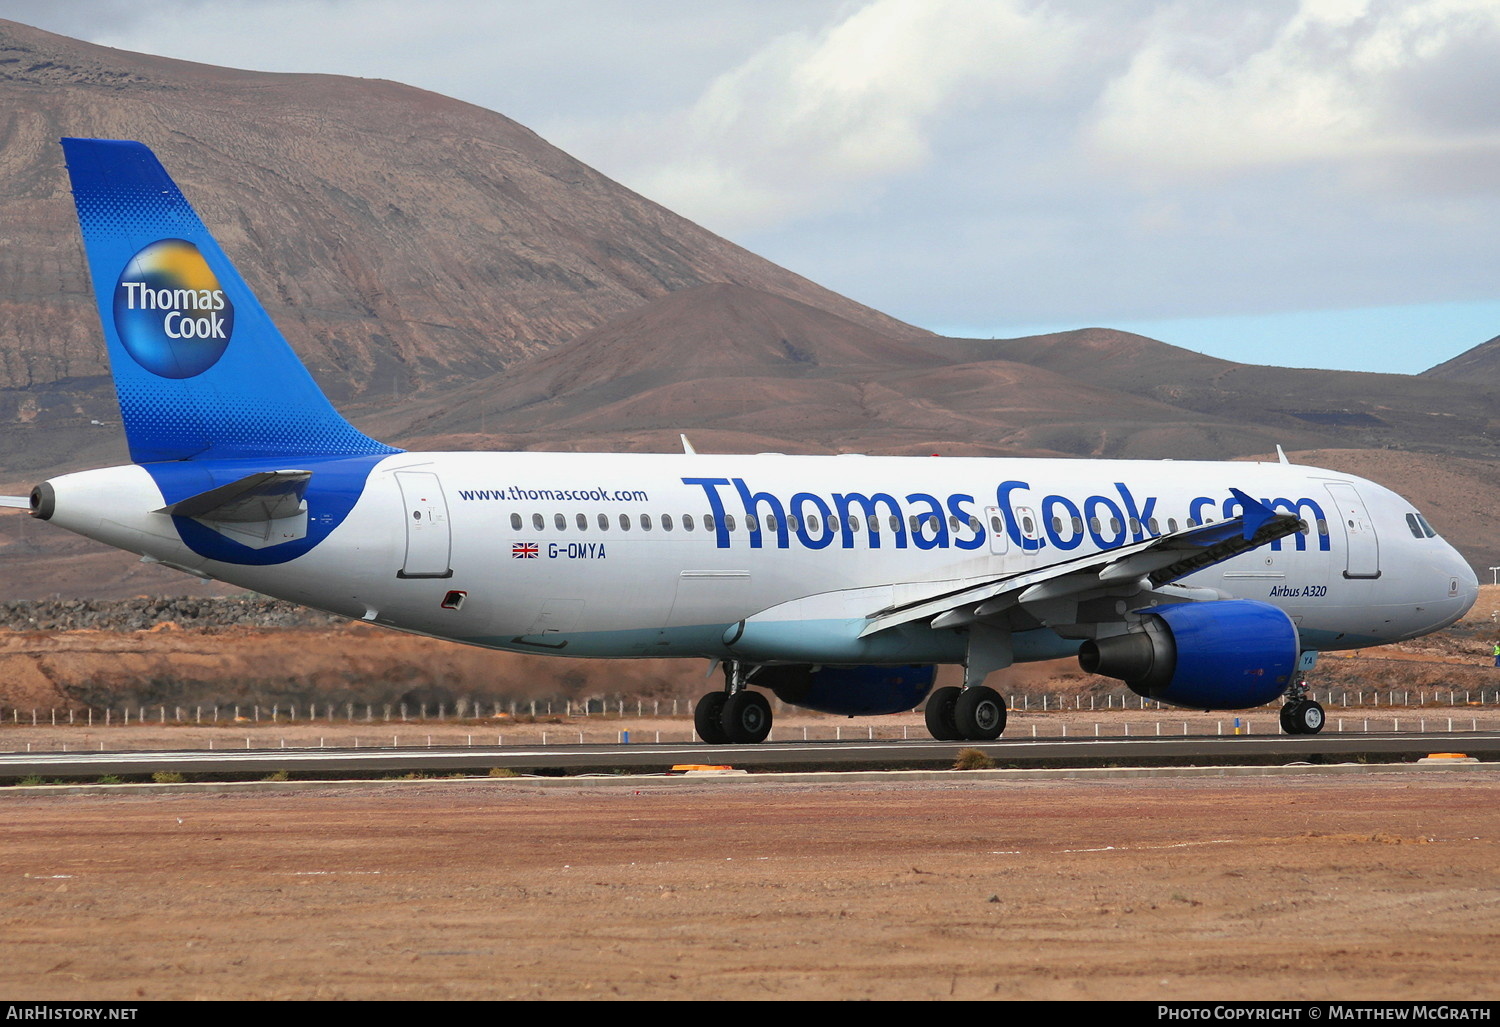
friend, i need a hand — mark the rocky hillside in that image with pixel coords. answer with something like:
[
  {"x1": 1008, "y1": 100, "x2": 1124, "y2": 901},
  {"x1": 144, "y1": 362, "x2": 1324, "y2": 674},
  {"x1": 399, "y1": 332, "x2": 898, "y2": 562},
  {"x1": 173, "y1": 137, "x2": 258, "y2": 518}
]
[
  {"x1": 0, "y1": 18, "x2": 920, "y2": 476},
  {"x1": 0, "y1": 18, "x2": 1493, "y2": 600}
]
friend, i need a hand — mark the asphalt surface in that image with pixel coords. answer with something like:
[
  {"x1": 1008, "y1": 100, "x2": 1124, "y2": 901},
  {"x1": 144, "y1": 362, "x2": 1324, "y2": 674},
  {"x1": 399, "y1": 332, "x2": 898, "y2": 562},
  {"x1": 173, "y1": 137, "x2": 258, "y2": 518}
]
[{"x1": 3, "y1": 729, "x2": 1498, "y2": 778}]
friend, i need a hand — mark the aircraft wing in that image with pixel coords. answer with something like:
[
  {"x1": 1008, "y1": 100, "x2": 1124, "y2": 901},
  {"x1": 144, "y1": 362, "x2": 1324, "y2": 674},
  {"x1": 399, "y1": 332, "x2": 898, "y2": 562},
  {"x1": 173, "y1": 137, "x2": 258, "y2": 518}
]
[
  {"x1": 859, "y1": 489, "x2": 1304, "y2": 639},
  {"x1": 0, "y1": 496, "x2": 29, "y2": 509}
]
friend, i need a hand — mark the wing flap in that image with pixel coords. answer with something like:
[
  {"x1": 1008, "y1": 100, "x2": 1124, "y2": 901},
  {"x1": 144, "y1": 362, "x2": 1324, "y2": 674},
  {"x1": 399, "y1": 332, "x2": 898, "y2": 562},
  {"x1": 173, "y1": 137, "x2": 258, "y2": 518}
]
[{"x1": 859, "y1": 490, "x2": 1304, "y2": 638}]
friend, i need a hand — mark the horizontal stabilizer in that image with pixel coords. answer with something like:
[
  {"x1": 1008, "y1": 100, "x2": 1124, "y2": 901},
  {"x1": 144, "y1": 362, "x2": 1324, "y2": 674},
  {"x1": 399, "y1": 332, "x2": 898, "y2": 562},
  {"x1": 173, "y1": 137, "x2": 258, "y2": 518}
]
[{"x1": 156, "y1": 471, "x2": 312, "y2": 522}]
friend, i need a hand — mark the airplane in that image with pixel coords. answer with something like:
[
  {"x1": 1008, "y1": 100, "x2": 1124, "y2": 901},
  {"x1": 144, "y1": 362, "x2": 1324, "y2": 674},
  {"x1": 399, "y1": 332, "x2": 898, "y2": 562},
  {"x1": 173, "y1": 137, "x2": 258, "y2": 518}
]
[{"x1": 0, "y1": 138, "x2": 1479, "y2": 745}]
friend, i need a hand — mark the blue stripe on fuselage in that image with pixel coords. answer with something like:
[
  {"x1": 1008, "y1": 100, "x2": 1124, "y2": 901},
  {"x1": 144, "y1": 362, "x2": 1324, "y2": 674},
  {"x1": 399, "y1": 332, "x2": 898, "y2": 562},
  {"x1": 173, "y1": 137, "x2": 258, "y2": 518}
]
[{"x1": 141, "y1": 455, "x2": 384, "y2": 565}]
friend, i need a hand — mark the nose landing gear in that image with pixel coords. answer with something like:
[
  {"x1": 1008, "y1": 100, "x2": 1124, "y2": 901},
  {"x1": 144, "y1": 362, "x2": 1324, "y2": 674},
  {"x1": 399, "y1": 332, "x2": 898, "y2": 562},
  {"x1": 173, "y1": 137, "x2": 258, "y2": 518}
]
[{"x1": 1279, "y1": 679, "x2": 1326, "y2": 735}]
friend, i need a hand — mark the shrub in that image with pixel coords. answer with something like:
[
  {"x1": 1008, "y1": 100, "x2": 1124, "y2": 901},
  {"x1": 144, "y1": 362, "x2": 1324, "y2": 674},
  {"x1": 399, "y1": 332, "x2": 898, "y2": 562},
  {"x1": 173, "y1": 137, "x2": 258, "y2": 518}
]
[{"x1": 954, "y1": 748, "x2": 996, "y2": 770}]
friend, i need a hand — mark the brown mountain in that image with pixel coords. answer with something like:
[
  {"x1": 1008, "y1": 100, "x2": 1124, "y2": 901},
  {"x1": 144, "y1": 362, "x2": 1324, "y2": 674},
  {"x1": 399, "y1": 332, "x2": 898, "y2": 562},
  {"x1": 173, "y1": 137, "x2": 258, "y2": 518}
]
[
  {"x1": 0, "y1": 18, "x2": 921, "y2": 477},
  {"x1": 1423, "y1": 335, "x2": 1500, "y2": 380},
  {"x1": 384, "y1": 288, "x2": 1303, "y2": 460},
  {"x1": 935, "y1": 329, "x2": 1500, "y2": 461},
  {"x1": 0, "y1": 19, "x2": 1494, "y2": 599}
]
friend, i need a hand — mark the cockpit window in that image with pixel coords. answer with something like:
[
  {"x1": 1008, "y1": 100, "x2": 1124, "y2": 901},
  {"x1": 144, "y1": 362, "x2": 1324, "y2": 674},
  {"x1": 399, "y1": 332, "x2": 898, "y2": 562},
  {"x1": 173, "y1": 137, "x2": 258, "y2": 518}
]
[{"x1": 1407, "y1": 512, "x2": 1439, "y2": 538}]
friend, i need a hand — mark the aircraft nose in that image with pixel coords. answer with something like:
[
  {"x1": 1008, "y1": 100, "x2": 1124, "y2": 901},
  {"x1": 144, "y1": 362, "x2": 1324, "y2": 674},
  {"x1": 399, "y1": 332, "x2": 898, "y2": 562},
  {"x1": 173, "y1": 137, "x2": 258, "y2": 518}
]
[
  {"x1": 1427, "y1": 544, "x2": 1480, "y2": 634},
  {"x1": 1449, "y1": 551, "x2": 1480, "y2": 613}
]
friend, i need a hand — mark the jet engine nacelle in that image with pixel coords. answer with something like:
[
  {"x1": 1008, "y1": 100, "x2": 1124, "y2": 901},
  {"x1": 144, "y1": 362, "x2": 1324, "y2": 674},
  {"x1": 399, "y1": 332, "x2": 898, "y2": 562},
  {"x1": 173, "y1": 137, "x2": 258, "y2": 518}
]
[
  {"x1": 752, "y1": 664, "x2": 937, "y2": 717},
  {"x1": 1077, "y1": 600, "x2": 1298, "y2": 710}
]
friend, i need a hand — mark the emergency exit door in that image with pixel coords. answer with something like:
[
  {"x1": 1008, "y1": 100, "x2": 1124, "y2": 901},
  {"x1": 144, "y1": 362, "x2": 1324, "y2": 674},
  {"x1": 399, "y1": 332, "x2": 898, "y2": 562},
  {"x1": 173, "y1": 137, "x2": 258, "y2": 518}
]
[
  {"x1": 396, "y1": 471, "x2": 453, "y2": 579},
  {"x1": 1325, "y1": 482, "x2": 1380, "y2": 579}
]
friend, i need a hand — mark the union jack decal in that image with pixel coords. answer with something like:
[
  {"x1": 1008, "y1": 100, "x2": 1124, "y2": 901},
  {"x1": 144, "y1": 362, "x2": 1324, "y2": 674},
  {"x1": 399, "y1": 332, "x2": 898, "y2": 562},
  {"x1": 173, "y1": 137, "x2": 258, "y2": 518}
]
[{"x1": 512, "y1": 542, "x2": 539, "y2": 559}]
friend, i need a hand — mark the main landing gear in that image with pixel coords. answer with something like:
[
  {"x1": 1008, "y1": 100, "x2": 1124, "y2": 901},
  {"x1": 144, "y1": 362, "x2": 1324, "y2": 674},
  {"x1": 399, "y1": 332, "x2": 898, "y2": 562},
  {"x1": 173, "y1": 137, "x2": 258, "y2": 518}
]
[
  {"x1": 694, "y1": 662, "x2": 773, "y2": 744},
  {"x1": 1279, "y1": 679, "x2": 1326, "y2": 735},
  {"x1": 924, "y1": 684, "x2": 1007, "y2": 742}
]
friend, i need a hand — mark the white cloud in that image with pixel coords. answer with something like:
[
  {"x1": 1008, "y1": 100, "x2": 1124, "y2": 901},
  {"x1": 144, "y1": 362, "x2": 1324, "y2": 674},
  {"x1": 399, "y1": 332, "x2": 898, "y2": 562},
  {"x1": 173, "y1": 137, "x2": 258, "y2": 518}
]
[
  {"x1": 598, "y1": 0, "x2": 1082, "y2": 233},
  {"x1": 13, "y1": 0, "x2": 1497, "y2": 370},
  {"x1": 1085, "y1": 0, "x2": 1500, "y2": 186}
]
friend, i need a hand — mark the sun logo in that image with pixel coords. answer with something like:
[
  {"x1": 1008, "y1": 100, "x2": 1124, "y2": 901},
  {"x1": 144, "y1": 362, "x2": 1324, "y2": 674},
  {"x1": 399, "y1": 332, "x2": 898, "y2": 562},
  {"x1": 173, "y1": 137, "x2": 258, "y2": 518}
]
[{"x1": 112, "y1": 239, "x2": 235, "y2": 378}]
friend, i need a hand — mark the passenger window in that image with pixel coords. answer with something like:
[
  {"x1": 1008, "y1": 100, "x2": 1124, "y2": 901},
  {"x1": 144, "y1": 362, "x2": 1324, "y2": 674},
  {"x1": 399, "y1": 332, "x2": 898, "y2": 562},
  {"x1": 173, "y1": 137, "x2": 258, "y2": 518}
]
[
  {"x1": 1168, "y1": 518, "x2": 1179, "y2": 533},
  {"x1": 640, "y1": 514, "x2": 652, "y2": 530},
  {"x1": 1088, "y1": 517, "x2": 1100, "y2": 532},
  {"x1": 725, "y1": 514, "x2": 736, "y2": 531},
  {"x1": 554, "y1": 513, "x2": 566, "y2": 530},
  {"x1": 1072, "y1": 517, "x2": 1083, "y2": 534},
  {"x1": 807, "y1": 515, "x2": 819, "y2": 532},
  {"x1": 576, "y1": 513, "x2": 587, "y2": 530},
  {"x1": 662, "y1": 514, "x2": 673, "y2": 531},
  {"x1": 705, "y1": 514, "x2": 716, "y2": 531},
  {"x1": 598, "y1": 513, "x2": 609, "y2": 530},
  {"x1": 619, "y1": 514, "x2": 631, "y2": 531},
  {"x1": 510, "y1": 513, "x2": 522, "y2": 530},
  {"x1": 889, "y1": 516, "x2": 900, "y2": 532},
  {"x1": 532, "y1": 513, "x2": 544, "y2": 531},
  {"x1": 683, "y1": 514, "x2": 695, "y2": 531}
]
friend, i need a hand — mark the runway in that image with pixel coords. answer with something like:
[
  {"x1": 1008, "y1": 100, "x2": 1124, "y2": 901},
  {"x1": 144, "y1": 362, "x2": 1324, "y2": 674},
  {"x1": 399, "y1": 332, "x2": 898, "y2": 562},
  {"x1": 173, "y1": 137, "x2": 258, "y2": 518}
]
[{"x1": 3, "y1": 729, "x2": 1498, "y2": 779}]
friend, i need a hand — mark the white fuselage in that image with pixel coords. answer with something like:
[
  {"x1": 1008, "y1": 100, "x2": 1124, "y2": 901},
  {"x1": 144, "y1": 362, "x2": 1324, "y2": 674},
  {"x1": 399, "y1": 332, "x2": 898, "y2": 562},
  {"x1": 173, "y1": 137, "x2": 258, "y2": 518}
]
[{"x1": 41, "y1": 451, "x2": 1479, "y2": 667}]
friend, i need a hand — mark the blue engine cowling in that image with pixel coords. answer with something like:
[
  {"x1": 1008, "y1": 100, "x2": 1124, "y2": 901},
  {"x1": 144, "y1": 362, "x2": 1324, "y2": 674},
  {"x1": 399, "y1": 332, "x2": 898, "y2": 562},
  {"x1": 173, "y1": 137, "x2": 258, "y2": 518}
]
[
  {"x1": 1077, "y1": 600, "x2": 1298, "y2": 710},
  {"x1": 753, "y1": 664, "x2": 937, "y2": 716}
]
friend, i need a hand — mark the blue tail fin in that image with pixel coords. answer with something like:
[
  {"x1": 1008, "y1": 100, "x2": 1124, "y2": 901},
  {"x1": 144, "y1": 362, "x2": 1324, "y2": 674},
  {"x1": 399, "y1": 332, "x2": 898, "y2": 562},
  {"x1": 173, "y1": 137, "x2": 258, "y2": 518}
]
[{"x1": 61, "y1": 138, "x2": 399, "y2": 463}]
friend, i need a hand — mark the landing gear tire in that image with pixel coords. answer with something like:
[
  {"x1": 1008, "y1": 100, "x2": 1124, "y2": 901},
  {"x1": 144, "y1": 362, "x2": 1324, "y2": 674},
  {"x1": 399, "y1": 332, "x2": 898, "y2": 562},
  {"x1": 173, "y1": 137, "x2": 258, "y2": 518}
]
[
  {"x1": 924, "y1": 685, "x2": 963, "y2": 741},
  {"x1": 721, "y1": 689, "x2": 773, "y2": 744},
  {"x1": 954, "y1": 685, "x2": 1007, "y2": 740},
  {"x1": 1280, "y1": 699, "x2": 1326, "y2": 735},
  {"x1": 694, "y1": 691, "x2": 729, "y2": 744}
]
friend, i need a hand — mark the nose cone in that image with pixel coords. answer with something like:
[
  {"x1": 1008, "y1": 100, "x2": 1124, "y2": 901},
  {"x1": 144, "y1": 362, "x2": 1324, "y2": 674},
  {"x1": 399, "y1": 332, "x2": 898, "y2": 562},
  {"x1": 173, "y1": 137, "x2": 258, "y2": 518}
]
[
  {"x1": 1414, "y1": 543, "x2": 1480, "y2": 638},
  {"x1": 1449, "y1": 549, "x2": 1480, "y2": 618}
]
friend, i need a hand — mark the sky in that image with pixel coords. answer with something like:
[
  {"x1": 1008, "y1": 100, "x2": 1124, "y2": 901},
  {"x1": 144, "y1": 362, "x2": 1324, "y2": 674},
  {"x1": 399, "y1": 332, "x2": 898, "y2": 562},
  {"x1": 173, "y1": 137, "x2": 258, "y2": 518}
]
[{"x1": 8, "y1": 0, "x2": 1499, "y2": 375}]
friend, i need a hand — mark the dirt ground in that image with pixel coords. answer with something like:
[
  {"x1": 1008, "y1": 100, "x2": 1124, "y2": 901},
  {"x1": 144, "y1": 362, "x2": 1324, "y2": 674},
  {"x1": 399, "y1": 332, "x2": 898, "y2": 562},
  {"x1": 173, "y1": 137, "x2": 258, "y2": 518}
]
[{"x1": 3, "y1": 770, "x2": 1498, "y2": 1001}]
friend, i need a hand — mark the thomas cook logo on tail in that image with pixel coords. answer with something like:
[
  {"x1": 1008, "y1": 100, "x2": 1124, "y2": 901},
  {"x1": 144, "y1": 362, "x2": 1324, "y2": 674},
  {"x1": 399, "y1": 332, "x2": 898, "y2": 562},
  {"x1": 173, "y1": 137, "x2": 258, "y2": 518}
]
[{"x1": 112, "y1": 239, "x2": 235, "y2": 378}]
